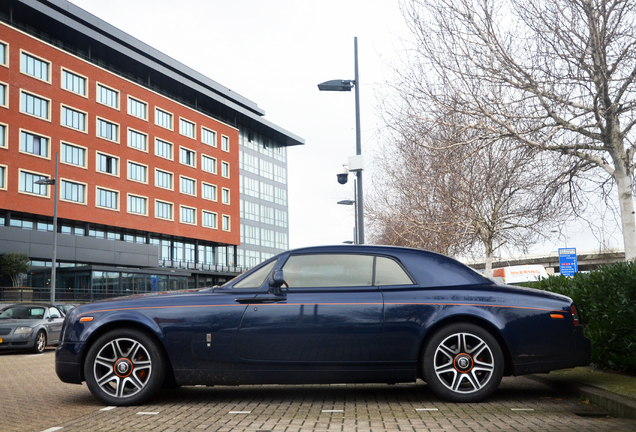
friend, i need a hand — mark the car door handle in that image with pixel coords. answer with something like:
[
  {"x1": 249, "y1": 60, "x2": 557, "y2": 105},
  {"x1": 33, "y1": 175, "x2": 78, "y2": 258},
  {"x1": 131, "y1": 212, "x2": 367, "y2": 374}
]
[{"x1": 234, "y1": 296, "x2": 286, "y2": 304}]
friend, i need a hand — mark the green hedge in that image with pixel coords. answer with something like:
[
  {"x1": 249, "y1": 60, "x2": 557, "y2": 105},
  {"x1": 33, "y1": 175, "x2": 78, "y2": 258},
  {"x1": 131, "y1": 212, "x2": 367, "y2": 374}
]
[{"x1": 525, "y1": 261, "x2": 636, "y2": 374}]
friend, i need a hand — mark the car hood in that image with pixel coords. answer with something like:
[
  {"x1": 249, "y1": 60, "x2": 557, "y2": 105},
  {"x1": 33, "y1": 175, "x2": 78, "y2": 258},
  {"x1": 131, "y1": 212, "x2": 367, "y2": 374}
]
[{"x1": 0, "y1": 319, "x2": 39, "y2": 326}]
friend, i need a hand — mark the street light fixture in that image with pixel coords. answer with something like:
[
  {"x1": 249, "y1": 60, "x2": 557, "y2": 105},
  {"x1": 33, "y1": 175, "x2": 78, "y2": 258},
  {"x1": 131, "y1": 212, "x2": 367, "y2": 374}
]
[
  {"x1": 318, "y1": 37, "x2": 365, "y2": 244},
  {"x1": 35, "y1": 153, "x2": 59, "y2": 304}
]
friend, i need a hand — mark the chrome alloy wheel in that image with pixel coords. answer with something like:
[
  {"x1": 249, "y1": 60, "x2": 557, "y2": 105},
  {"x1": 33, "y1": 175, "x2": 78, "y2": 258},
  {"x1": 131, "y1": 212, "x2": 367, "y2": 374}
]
[
  {"x1": 432, "y1": 332, "x2": 495, "y2": 394},
  {"x1": 93, "y1": 337, "x2": 153, "y2": 399},
  {"x1": 33, "y1": 331, "x2": 46, "y2": 353}
]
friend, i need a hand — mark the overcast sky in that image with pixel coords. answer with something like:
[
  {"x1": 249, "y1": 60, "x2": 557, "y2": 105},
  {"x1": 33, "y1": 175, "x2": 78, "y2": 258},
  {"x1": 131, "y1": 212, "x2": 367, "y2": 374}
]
[{"x1": 68, "y1": 0, "x2": 621, "y2": 258}]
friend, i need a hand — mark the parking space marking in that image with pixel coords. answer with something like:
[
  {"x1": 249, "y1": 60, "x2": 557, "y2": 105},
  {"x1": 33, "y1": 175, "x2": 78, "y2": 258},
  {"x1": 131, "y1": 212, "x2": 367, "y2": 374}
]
[
  {"x1": 229, "y1": 411, "x2": 251, "y2": 414},
  {"x1": 511, "y1": 408, "x2": 535, "y2": 411},
  {"x1": 41, "y1": 428, "x2": 63, "y2": 432},
  {"x1": 322, "y1": 410, "x2": 344, "y2": 413},
  {"x1": 136, "y1": 412, "x2": 159, "y2": 415},
  {"x1": 100, "y1": 406, "x2": 116, "y2": 411},
  {"x1": 415, "y1": 408, "x2": 439, "y2": 411}
]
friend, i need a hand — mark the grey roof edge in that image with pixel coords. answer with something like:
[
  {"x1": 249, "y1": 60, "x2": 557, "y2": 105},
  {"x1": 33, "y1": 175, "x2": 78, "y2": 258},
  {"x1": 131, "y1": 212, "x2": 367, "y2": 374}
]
[{"x1": 20, "y1": 0, "x2": 304, "y2": 146}]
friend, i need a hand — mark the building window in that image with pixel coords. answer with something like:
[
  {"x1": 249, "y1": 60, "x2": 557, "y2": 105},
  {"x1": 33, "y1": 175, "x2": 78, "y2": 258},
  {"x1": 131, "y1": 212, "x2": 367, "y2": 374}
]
[
  {"x1": 97, "y1": 118, "x2": 118, "y2": 142},
  {"x1": 179, "y1": 118, "x2": 195, "y2": 139},
  {"x1": 128, "y1": 129, "x2": 147, "y2": 151},
  {"x1": 0, "y1": 42, "x2": 6, "y2": 66},
  {"x1": 180, "y1": 148, "x2": 196, "y2": 167},
  {"x1": 221, "y1": 161, "x2": 230, "y2": 178},
  {"x1": 96, "y1": 187, "x2": 118, "y2": 210},
  {"x1": 97, "y1": 83, "x2": 119, "y2": 108},
  {"x1": 0, "y1": 165, "x2": 5, "y2": 190},
  {"x1": 21, "y1": 52, "x2": 49, "y2": 81},
  {"x1": 261, "y1": 205, "x2": 274, "y2": 225},
  {"x1": 0, "y1": 83, "x2": 6, "y2": 107},
  {"x1": 201, "y1": 155, "x2": 217, "y2": 174},
  {"x1": 261, "y1": 182, "x2": 274, "y2": 202},
  {"x1": 60, "y1": 180, "x2": 86, "y2": 204},
  {"x1": 202, "y1": 127, "x2": 216, "y2": 146},
  {"x1": 155, "y1": 200, "x2": 173, "y2": 220},
  {"x1": 155, "y1": 108, "x2": 173, "y2": 129},
  {"x1": 275, "y1": 209, "x2": 288, "y2": 228},
  {"x1": 61, "y1": 106, "x2": 86, "y2": 131},
  {"x1": 61, "y1": 69, "x2": 87, "y2": 96},
  {"x1": 19, "y1": 170, "x2": 48, "y2": 196},
  {"x1": 202, "y1": 211, "x2": 217, "y2": 229},
  {"x1": 61, "y1": 143, "x2": 86, "y2": 167},
  {"x1": 261, "y1": 229, "x2": 275, "y2": 248},
  {"x1": 260, "y1": 160, "x2": 273, "y2": 179},
  {"x1": 276, "y1": 232, "x2": 289, "y2": 250},
  {"x1": 180, "y1": 176, "x2": 196, "y2": 195},
  {"x1": 20, "y1": 91, "x2": 49, "y2": 120},
  {"x1": 0, "y1": 124, "x2": 6, "y2": 148},
  {"x1": 20, "y1": 130, "x2": 49, "y2": 157},
  {"x1": 222, "y1": 135, "x2": 230, "y2": 152},
  {"x1": 155, "y1": 169, "x2": 173, "y2": 190},
  {"x1": 127, "y1": 97, "x2": 147, "y2": 120},
  {"x1": 180, "y1": 206, "x2": 196, "y2": 225},
  {"x1": 222, "y1": 188, "x2": 230, "y2": 204},
  {"x1": 128, "y1": 194, "x2": 147, "y2": 215},
  {"x1": 202, "y1": 182, "x2": 217, "y2": 201},
  {"x1": 127, "y1": 161, "x2": 147, "y2": 183},
  {"x1": 274, "y1": 165, "x2": 287, "y2": 184},
  {"x1": 155, "y1": 138, "x2": 173, "y2": 160},
  {"x1": 222, "y1": 215, "x2": 231, "y2": 231},
  {"x1": 275, "y1": 187, "x2": 288, "y2": 206},
  {"x1": 96, "y1": 152, "x2": 118, "y2": 175}
]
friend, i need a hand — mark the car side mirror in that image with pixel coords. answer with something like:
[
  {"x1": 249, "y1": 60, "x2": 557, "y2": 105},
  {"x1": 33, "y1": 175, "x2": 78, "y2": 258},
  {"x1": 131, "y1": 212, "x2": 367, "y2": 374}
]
[{"x1": 269, "y1": 269, "x2": 287, "y2": 295}]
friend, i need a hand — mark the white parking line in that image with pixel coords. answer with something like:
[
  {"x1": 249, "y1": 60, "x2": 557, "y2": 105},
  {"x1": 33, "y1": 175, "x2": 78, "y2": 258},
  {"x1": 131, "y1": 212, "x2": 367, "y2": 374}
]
[
  {"x1": 416, "y1": 408, "x2": 439, "y2": 411},
  {"x1": 100, "y1": 406, "x2": 116, "y2": 411},
  {"x1": 322, "y1": 410, "x2": 344, "y2": 413},
  {"x1": 229, "y1": 411, "x2": 251, "y2": 414},
  {"x1": 41, "y1": 428, "x2": 63, "y2": 432},
  {"x1": 511, "y1": 408, "x2": 535, "y2": 411},
  {"x1": 137, "y1": 412, "x2": 159, "y2": 415}
]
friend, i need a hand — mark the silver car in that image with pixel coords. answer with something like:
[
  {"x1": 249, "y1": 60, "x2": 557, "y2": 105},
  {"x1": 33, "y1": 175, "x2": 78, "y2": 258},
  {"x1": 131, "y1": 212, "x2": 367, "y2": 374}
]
[{"x1": 0, "y1": 304, "x2": 65, "y2": 353}]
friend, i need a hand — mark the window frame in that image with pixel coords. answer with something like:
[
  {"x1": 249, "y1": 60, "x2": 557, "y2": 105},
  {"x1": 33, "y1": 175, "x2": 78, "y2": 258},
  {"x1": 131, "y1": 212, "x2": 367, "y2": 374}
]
[
  {"x1": 0, "y1": 80, "x2": 8, "y2": 109},
  {"x1": 155, "y1": 137, "x2": 174, "y2": 161},
  {"x1": 95, "y1": 82, "x2": 120, "y2": 110},
  {"x1": 180, "y1": 205, "x2": 197, "y2": 226},
  {"x1": 202, "y1": 210, "x2": 218, "y2": 230},
  {"x1": 60, "y1": 67, "x2": 88, "y2": 98},
  {"x1": 221, "y1": 161, "x2": 230, "y2": 178},
  {"x1": 0, "y1": 122, "x2": 7, "y2": 149},
  {"x1": 127, "y1": 193, "x2": 149, "y2": 217},
  {"x1": 155, "y1": 107, "x2": 174, "y2": 131},
  {"x1": 127, "y1": 160, "x2": 149, "y2": 184},
  {"x1": 201, "y1": 127, "x2": 217, "y2": 147},
  {"x1": 201, "y1": 154, "x2": 217, "y2": 175},
  {"x1": 0, "y1": 40, "x2": 8, "y2": 68},
  {"x1": 19, "y1": 128, "x2": 50, "y2": 160},
  {"x1": 59, "y1": 178, "x2": 87, "y2": 205},
  {"x1": 127, "y1": 96, "x2": 148, "y2": 121},
  {"x1": 95, "y1": 186, "x2": 120, "y2": 211},
  {"x1": 20, "y1": 50, "x2": 51, "y2": 83},
  {"x1": 18, "y1": 169, "x2": 51, "y2": 198},
  {"x1": 222, "y1": 214, "x2": 231, "y2": 232},
  {"x1": 96, "y1": 117, "x2": 120, "y2": 143},
  {"x1": 179, "y1": 117, "x2": 196, "y2": 139},
  {"x1": 60, "y1": 104, "x2": 88, "y2": 133},
  {"x1": 179, "y1": 175, "x2": 197, "y2": 197},
  {"x1": 179, "y1": 146, "x2": 197, "y2": 168},
  {"x1": 60, "y1": 141, "x2": 88, "y2": 169},
  {"x1": 95, "y1": 151, "x2": 120, "y2": 177},
  {"x1": 155, "y1": 199, "x2": 174, "y2": 221},
  {"x1": 201, "y1": 181, "x2": 217, "y2": 202},
  {"x1": 221, "y1": 187, "x2": 230, "y2": 205},
  {"x1": 221, "y1": 135, "x2": 230, "y2": 152},
  {"x1": 19, "y1": 90, "x2": 51, "y2": 121},
  {"x1": 154, "y1": 168, "x2": 174, "y2": 191},
  {"x1": 0, "y1": 164, "x2": 7, "y2": 191},
  {"x1": 127, "y1": 127, "x2": 148, "y2": 153}
]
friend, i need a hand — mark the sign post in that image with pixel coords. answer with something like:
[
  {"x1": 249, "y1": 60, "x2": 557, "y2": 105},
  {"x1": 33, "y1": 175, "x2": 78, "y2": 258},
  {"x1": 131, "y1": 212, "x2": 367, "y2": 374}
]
[{"x1": 558, "y1": 248, "x2": 578, "y2": 276}]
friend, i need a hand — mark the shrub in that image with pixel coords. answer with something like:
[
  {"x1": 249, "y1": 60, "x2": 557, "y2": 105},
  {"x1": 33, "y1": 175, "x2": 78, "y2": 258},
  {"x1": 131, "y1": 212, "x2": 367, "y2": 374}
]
[{"x1": 526, "y1": 261, "x2": 636, "y2": 374}]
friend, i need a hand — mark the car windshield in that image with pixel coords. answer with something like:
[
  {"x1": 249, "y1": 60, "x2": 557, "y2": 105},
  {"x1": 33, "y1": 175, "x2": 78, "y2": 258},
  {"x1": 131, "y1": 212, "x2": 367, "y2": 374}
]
[{"x1": 0, "y1": 306, "x2": 46, "y2": 319}]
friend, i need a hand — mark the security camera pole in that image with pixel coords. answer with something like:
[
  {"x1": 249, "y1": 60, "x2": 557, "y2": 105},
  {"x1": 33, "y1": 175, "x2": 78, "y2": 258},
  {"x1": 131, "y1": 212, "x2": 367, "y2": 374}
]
[{"x1": 318, "y1": 37, "x2": 364, "y2": 244}]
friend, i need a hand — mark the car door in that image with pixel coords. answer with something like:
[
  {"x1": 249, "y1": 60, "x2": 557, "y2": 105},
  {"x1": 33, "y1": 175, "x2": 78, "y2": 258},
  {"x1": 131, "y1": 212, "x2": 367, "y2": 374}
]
[
  {"x1": 44, "y1": 307, "x2": 64, "y2": 344},
  {"x1": 236, "y1": 253, "x2": 384, "y2": 363}
]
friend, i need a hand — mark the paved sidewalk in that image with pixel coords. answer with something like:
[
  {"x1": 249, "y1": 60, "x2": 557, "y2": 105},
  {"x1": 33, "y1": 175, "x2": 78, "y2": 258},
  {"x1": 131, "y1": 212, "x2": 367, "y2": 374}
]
[{"x1": 529, "y1": 367, "x2": 636, "y2": 419}]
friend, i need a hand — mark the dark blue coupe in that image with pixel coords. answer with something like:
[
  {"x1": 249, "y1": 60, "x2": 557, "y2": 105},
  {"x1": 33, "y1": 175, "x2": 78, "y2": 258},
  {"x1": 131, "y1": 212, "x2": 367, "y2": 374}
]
[{"x1": 56, "y1": 245, "x2": 590, "y2": 405}]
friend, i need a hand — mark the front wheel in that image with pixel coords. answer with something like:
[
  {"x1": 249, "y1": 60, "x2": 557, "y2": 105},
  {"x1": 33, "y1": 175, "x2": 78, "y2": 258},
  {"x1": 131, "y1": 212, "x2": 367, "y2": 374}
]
[
  {"x1": 84, "y1": 329, "x2": 165, "y2": 406},
  {"x1": 423, "y1": 323, "x2": 503, "y2": 402},
  {"x1": 31, "y1": 331, "x2": 46, "y2": 353}
]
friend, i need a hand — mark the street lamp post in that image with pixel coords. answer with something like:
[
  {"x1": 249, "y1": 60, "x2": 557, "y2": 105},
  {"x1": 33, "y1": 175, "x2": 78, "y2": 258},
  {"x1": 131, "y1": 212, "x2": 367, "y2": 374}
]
[
  {"x1": 318, "y1": 37, "x2": 365, "y2": 244},
  {"x1": 35, "y1": 153, "x2": 58, "y2": 304}
]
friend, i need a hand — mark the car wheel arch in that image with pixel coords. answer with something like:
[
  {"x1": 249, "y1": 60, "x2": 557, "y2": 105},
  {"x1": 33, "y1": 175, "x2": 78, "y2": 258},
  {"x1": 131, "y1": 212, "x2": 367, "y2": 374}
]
[
  {"x1": 79, "y1": 320, "x2": 175, "y2": 386},
  {"x1": 417, "y1": 315, "x2": 514, "y2": 379}
]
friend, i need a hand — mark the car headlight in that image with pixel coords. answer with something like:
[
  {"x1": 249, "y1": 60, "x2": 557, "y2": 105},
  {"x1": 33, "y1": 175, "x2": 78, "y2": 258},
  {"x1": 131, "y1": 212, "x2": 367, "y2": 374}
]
[{"x1": 15, "y1": 327, "x2": 34, "y2": 335}]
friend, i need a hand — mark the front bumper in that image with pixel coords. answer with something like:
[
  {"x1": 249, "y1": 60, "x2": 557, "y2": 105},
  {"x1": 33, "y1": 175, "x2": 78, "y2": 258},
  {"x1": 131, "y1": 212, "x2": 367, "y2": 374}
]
[{"x1": 55, "y1": 341, "x2": 84, "y2": 384}]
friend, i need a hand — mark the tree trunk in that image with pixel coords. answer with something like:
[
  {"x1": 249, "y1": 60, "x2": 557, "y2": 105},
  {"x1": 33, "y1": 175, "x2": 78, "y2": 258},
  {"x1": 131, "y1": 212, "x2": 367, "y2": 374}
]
[{"x1": 614, "y1": 166, "x2": 636, "y2": 261}]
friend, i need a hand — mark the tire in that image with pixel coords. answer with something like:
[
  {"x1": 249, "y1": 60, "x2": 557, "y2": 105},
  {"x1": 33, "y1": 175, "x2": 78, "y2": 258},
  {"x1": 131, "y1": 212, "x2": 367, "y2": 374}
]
[
  {"x1": 423, "y1": 323, "x2": 503, "y2": 403},
  {"x1": 31, "y1": 331, "x2": 46, "y2": 354},
  {"x1": 84, "y1": 329, "x2": 165, "y2": 406}
]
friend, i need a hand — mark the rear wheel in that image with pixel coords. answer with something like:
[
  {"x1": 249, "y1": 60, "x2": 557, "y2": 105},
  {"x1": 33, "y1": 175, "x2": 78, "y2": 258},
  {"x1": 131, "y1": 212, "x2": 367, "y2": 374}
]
[
  {"x1": 84, "y1": 329, "x2": 165, "y2": 406},
  {"x1": 31, "y1": 331, "x2": 46, "y2": 354},
  {"x1": 423, "y1": 323, "x2": 503, "y2": 402}
]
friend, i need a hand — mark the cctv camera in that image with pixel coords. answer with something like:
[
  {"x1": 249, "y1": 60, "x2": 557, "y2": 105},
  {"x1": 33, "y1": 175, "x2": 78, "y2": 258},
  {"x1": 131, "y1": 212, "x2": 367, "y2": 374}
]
[{"x1": 337, "y1": 165, "x2": 349, "y2": 185}]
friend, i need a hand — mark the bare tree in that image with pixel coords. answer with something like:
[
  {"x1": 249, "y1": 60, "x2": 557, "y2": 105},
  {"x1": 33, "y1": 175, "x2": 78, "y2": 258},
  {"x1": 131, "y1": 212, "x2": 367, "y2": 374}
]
[
  {"x1": 369, "y1": 104, "x2": 578, "y2": 275},
  {"x1": 398, "y1": 0, "x2": 636, "y2": 260}
]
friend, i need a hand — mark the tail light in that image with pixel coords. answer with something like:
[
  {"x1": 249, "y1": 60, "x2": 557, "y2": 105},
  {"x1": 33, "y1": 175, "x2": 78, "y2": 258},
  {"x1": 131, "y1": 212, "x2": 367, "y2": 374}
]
[{"x1": 571, "y1": 305, "x2": 580, "y2": 326}]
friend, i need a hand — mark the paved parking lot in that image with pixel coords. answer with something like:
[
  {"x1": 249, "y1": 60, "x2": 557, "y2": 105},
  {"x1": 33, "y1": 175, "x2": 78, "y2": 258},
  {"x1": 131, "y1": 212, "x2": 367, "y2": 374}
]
[{"x1": 1, "y1": 349, "x2": 634, "y2": 432}]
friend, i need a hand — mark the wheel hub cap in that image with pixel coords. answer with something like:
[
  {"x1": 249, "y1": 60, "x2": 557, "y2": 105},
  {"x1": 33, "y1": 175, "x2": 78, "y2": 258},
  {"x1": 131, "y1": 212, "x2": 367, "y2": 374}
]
[
  {"x1": 454, "y1": 354, "x2": 473, "y2": 372},
  {"x1": 114, "y1": 358, "x2": 133, "y2": 377}
]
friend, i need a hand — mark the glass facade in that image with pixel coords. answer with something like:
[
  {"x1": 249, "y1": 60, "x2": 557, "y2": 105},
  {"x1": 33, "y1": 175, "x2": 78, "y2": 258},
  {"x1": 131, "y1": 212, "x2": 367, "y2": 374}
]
[{"x1": 238, "y1": 128, "x2": 289, "y2": 268}]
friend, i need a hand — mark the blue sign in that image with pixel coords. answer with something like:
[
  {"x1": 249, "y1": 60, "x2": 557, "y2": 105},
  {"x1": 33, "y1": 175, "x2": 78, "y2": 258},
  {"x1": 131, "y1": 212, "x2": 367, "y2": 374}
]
[
  {"x1": 151, "y1": 275, "x2": 158, "y2": 292},
  {"x1": 558, "y1": 248, "x2": 578, "y2": 276}
]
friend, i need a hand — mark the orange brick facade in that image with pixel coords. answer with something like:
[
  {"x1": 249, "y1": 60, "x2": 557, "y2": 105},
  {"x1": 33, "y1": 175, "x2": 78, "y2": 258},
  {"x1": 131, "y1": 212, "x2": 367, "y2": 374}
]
[{"x1": 0, "y1": 22, "x2": 240, "y2": 246}]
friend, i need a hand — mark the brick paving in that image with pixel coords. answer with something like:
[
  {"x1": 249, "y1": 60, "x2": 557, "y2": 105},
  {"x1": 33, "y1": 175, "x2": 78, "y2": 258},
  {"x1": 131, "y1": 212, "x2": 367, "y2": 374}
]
[{"x1": 0, "y1": 349, "x2": 634, "y2": 432}]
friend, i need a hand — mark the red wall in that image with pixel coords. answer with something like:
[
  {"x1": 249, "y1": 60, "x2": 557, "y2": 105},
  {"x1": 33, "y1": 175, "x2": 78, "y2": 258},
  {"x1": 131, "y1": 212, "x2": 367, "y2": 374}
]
[{"x1": 0, "y1": 23, "x2": 240, "y2": 245}]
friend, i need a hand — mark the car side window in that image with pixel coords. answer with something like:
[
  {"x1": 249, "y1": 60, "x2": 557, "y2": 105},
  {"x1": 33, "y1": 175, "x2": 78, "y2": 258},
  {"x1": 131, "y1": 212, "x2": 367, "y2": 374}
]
[
  {"x1": 233, "y1": 259, "x2": 278, "y2": 289},
  {"x1": 375, "y1": 257, "x2": 414, "y2": 286},
  {"x1": 49, "y1": 308, "x2": 62, "y2": 319},
  {"x1": 283, "y1": 254, "x2": 374, "y2": 288}
]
